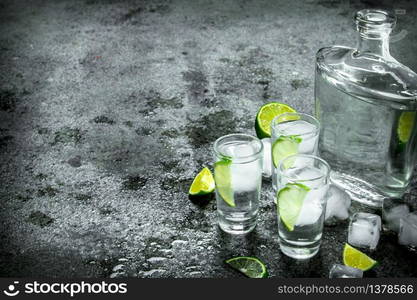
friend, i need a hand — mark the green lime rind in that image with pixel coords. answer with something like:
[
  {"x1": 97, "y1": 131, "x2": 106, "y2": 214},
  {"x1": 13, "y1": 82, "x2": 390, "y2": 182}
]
[
  {"x1": 189, "y1": 167, "x2": 215, "y2": 196},
  {"x1": 397, "y1": 112, "x2": 415, "y2": 144},
  {"x1": 214, "y1": 158, "x2": 235, "y2": 207},
  {"x1": 343, "y1": 243, "x2": 378, "y2": 271},
  {"x1": 225, "y1": 256, "x2": 268, "y2": 278},
  {"x1": 277, "y1": 183, "x2": 310, "y2": 232},
  {"x1": 272, "y1": 135, "x2": 302, "y2": 168},
  {"x1": 255, "y1": 118, "x2": 267, "y2": 139},
  {"x1": 255, "y1": 102, "x2": 296, "y2": 139}
]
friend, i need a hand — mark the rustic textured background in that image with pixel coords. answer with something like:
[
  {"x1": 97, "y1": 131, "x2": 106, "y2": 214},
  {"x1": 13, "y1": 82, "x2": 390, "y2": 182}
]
[{"x1": 1, "y1": 0, "x2": 416, "y2": 277}]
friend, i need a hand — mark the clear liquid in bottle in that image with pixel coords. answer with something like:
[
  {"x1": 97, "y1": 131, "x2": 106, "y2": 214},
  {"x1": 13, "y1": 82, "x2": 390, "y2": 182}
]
[{"x1": 315, "y1": 9, "x2": 417, "y2": 207}]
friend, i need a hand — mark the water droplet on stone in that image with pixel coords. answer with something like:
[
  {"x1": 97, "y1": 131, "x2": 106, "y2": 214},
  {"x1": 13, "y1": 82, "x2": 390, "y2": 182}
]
[{"x1": 147, "y1": 257, "x2": 168, "y2": 264}]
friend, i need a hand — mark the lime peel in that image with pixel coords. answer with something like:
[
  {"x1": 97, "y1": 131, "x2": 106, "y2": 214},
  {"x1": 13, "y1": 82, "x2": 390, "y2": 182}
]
[
  {"x1": 343, "y1": 243, "x2": 378, "y2": 271},
  {"x1": 272, "y1": 135, "x2": 302, "y2": 168},
  {"x1": 225, "y1": 256, "x2": 268, "y2": 278},
  {"x1": 277, "y1": 183, "x2": 310, "y2": 232},
  {"x1": 398, "y1": 112, "x2": 415, "y2": 143},
  {"x1": 189, "y1": 167, "x2": 215, "y2": 196},
  {"x1": 255, "y1": 102, "x2": 296, "y2": 138},
  {"x1": 214, "y1": 158, "x2": 235, "y2": 207}
]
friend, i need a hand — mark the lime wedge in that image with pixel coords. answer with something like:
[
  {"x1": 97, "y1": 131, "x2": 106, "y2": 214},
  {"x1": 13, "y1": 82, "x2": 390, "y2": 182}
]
[
  {"x1": 398, "y1": 112, "x2": 415, "y2": 143},
  {"x1": 343, "y1": 243, "x2": 378, "y2": 271},
  {"x1": 277, "y1": 183, "x2": 310, "y2": 231},
  {"x1": 225, "y1": 256, "x2": 268, "y2": 278},
  {"x1": 255, "y1": 102, "x2": 296, "y2": 138},
  {"x1": 189, "y1": 167, "x2": 215, "y2": 196},
  {"x1": 272, "y1": 135, "x2": 302, "y2": 168},
  {"x1": 214, "y1": 158, "x2": 235, "y2": 207}
]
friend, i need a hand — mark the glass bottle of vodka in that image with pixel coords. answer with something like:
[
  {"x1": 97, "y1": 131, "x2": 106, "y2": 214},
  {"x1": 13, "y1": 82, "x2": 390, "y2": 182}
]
[{"x1": 315, "y1": 9, "x2": 417, "y2": 207}]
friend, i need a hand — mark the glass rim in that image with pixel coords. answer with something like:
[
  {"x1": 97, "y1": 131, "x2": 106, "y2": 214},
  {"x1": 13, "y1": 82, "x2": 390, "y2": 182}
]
[
  {"x1": 278, "y1": 154, "x2": 331, "y2": 182},
  {"x1": 271, "y1": 112, "x2": 320, "y2": 138},
  {"x1": 213, "y1": 133, "x2": 263, "y2": 162},
  {"x1": 355, "y1": 9, "x2": 396, "y2": 28}
]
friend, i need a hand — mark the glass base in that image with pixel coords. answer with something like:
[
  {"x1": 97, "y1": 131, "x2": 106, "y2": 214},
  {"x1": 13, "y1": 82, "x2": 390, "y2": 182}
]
[
  {"x1": 218, "y1": 215, "x2": 257, "y2": 235},
  {"x1": 330, "y1": 170, "x2": 408, "y2": 208},
  {"x1": 279, "y1": 242, "x2": 320, "y2": 260}
]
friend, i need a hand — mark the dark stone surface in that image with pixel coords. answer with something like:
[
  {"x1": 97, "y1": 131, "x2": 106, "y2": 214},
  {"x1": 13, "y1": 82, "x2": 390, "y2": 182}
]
[
  {"x1": 27, "y1": 211, "x2": 55, "y2": 228},
  {"x1": 0, "y1": 0, "x2": 416, "y2": 278}
]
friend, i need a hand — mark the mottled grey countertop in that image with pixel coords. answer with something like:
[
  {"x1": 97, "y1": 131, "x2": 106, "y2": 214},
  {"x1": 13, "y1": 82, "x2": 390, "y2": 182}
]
[{"x1": 1, "y1": 0, "x2": 416, "y2": 278}]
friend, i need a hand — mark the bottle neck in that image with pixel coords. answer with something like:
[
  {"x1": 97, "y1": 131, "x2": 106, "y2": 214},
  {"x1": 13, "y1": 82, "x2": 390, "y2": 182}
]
[{"x1": 356, "y1": 32, "x2": 391, "y2": 58}]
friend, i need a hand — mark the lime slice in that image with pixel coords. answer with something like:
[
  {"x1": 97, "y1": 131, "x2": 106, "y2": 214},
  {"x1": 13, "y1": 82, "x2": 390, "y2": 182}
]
[
  {"x1": 225, "y1": 256, "x2": 268, "y2": 278},
  {"x1": 398, "y1": 112, "x2": 415, "y2": 143},
  {"x1": 272, "y1": 135, "x2": 302, "y2": 168},
  {"x1": 343, "y1": 243, "x2": 378, "y2": 271},
  {"x1": 214, "y1": 158, "x2": 235, "y2": 207},
  {"x1": 189, "y1": 167, "x2": 215, "y2": 196},
  {"x1": 277, "y1": 183, "x2": 310, "y2": 231},
  {"x1": 255, "y1": 102, "x2": 296, "y2": 138}
]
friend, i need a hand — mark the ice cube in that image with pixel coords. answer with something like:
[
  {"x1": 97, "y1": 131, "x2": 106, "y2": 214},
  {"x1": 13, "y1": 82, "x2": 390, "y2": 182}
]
[
  {"x1": 261, "y1": 138, "x2": 272, "y2": 177},
  {"x1": 329, "y1": 264, "x2": 363, "y2": 278},
  {"x1": 325, "y1": 185, "x2": 351, "y2": 221},
  {"x1": 278, "y1": 120, "x2": 318, "y2": 156},
  {"x1": 298, "y1": 135, "x2": 318, "y2": 154},
  {"x1": 232, "y1": 143, "x2": 256, "y2": 157},
  {"x1": 226, "y1": 142, "x2": 262, "y2": 192},
  {"x1": 286, "y1": 166, "x2": 324, "y2": 189},
  {"x1": 230, "y1": 160, "x2": 261, "y2": 193},
  {"x1": 382, "y1": 198, "x2": 410, "y2": 233},
  {"x1": 279, "y1": 120, "x2": 317, "y2": 136},
  {"x1": 348, "y1": 212, "x2": 381, "y2": 250},
  {"x1": 398, "y1": 212, "x2": 417, "y2": 248},
  {"x1": 291, "y1": 156, "x2": 314, "y2": 170},
  {"x1": 296, "y1": 185, "x2": 328, "y2": 226},
  {"x1": 222, "y1": 143, "x2": 236, "y2": 157}
]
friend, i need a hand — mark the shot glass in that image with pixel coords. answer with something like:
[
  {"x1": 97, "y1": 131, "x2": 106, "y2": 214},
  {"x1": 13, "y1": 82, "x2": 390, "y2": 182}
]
[
  {"x1": 276, "y1": 154, "x2": 330, "y2": 259},
  {"x1": 271, "y1": 112, "x2": 320, "y2": 192},
  {"x1": 213, "y1": 134, "x2": 263, "y2": 234}
]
